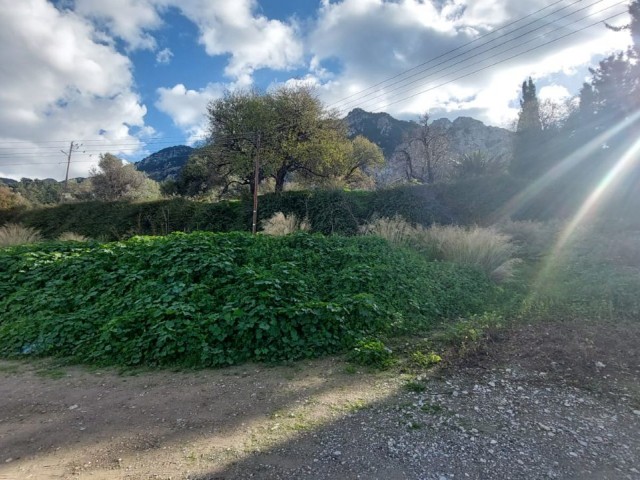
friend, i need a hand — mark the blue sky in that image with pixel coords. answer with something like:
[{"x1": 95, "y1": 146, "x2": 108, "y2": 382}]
[{"x1": 0, "y1": 0, "x2": 632, "y2": 180}]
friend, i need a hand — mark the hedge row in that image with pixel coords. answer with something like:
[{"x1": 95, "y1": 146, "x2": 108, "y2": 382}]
[
  {"x1": 3, "y1": 172, "x2": 638, "y2": 239},
  {"x1": 1, "y1": 176, "x2": 528, "y2": 239}
]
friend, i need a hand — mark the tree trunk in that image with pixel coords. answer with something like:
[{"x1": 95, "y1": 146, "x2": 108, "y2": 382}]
[{"x1": 274, "y1": 167, "x2": 287, "y2": 193}]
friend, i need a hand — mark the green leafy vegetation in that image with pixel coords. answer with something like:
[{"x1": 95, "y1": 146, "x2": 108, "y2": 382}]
[
  {"x1": 0, "y1": 232, "x2": 495, "y2": 368},
  {"x1": 347, "y1": 338, "x2": 395, "y2": 369}
]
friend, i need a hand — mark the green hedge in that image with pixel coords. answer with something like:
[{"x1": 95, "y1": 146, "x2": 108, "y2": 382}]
[
  {"x1": 5, "y1": 185, "x2": 458, "y2": 240},
  {"x1": 0, "y1": 232, "x2": 494, "y2": 367}
]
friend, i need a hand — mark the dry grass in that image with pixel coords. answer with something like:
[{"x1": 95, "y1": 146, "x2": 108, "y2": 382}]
[
  {"x1": 261, "y1": 212, "x2": 310, "y2": 236},
  {"x1": 361, "y1": 216, "x2": 519, "y2": 282},
  {"x1": 58, "y1": 232, "x2": 90, "y2": 242},
  {"x1": 0, "y1": 223, "x2": 43, "y2": 247},
  {"x1": 358, "y1": 214, "x2": 417, "y2": 246}
]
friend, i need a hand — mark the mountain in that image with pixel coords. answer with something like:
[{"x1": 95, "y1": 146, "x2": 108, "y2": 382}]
[
  {"x1": 0, "y1": 178, "x2": 19, "y2": 186},
  {"x1": 344, "y1": 108, "x2": 416, "y2": 157},
  {"x1": 345, "y1": 109, "x2": 512, "y2": 161},
  {"x1": 429, "y1": 116, "x2": 513, "y2": 161},
  {"x1": 135, "y1": 145, "x2": 194, "y2": 182},
  {"x1": 345, "y1": 109, "x2": 513, "y2": 185}
]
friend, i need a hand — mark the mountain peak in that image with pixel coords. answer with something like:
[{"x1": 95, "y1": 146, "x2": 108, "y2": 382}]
[{"x1": 135, "y1": 145, "x2": 194, "y2": 182}]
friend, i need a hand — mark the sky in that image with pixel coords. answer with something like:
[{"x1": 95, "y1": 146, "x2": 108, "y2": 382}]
[{"x1": 0, "y1": 0, "x2": 633, "y2": 180}]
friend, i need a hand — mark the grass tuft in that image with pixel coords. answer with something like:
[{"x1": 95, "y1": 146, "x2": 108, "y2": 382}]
[
  {"x1": 0, "y1": 223, "x2": 42, "y2": 247},
  {"x1": 261, "y1": 212, "x2": 310, "y2": 236}
]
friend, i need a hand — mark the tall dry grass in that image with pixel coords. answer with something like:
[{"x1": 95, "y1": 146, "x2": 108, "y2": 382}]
[
  {"x1": 261, "y1": 212, "x2": 311, "y2": 236},
  {"x1": 58, "y1": 232, "x2": 90, "y2": 242},
  {"x1": 361, "y1": 216, "x2": 519, "y2": 282},
  {"x1": 0, "y1": 223, "x2": 42, "y2": 247}
]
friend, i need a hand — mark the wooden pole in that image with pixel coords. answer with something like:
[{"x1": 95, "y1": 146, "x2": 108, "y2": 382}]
[{"x1": 251, "y1": 134, "x2": 261, "y2": 234}]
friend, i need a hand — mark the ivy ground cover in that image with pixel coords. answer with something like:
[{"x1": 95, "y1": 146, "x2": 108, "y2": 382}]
[{"x1": 0, "y1": 232, "x2": 494, "y2": 367}]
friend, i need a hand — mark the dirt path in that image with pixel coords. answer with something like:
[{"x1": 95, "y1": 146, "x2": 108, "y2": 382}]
[{"x1": 1, "y1": 320, "x2": 639, "y2": 480}]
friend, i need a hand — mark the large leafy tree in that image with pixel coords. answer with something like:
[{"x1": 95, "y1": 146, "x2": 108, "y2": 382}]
[
  {"x1": 180, "y1": 86, "x2": 383, "y2": 195},
  {"x1": 90, "y1": 153, "x2": 160, "y2": 201}
]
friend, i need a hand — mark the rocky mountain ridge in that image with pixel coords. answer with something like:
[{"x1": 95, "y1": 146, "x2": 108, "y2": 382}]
[{"x1": 135, "y1": 145, "x2": 194, "y2": 182}]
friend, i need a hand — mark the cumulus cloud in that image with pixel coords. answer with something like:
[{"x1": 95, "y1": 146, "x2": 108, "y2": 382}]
[
  {"x1": 155, "y1": 83, "x2": 226, "y2": 143},
  {"x1": 0, "y1": 0, "x2": 148, "y2": 180},
  {"x1": 174, "y1": 0, "x2": 304, "y2": 84},
  {"x1": 73, "y1": 0, "x2": 164, "y2": 50}
]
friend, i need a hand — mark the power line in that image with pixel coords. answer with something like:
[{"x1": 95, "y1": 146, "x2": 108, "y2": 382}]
[
  {"x1": 334, "y1": 0, "x2": 616, "y2": 115},
  {"x1": 368, "y1": 9, "x2": 628, "y2": 113},
  {"x1": 326, "y1": 0, "x2": 571, "y2": 109},
  {"x1": 331, "y1": 0, "x2": 594, "y2": 113},
  {"x1": 335, "y1": 0, "x2": 626, "y2": 115}
]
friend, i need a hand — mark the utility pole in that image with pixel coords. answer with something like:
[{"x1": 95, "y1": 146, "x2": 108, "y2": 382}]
[
  {"x1": 61, "y1": 141, "x2": 76, "y2": 192},
  {"x1": 251, "y1": 134, "x2": 261, "y2": 234}
]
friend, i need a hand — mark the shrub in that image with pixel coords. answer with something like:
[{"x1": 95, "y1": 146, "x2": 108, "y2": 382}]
[
  {"x1": 347, "y1": 338, "x2": 394, "y2": 369},
  {"x1": 0, "y1": 232, "x2": 495, "y2": 368},
  {"x1": 0, "y1": 223, "x2": 42, "y2": 247},
  {"x1": 261, "y1": 212, "x2": 310, "y2": 235},
  {"x1": 57, "y1": 232, "x2": 90, "y2": 242},
  {"x1": 413, "y1": 224, "x2": 518, "y2": 281}
]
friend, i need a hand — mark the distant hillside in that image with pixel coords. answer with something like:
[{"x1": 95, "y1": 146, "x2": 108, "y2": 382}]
[
  {"x1": 135, "y1": 145, "x2": 194, "y2": 182},
  {"x1": 0, "y1": 178, "x2": 19, "y2": 186},
  {"x1": 344, "y1": 108, "x2": 415, "y2": 157}
]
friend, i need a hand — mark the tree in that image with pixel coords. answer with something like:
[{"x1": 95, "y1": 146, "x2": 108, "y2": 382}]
[
  {"x1": 180, "y1": 85, "x2": 381, "y2": 195},
  {"x1": 0, "y1": 185, "x2": 29, "y2": 210},
  {"x1": 404, "y1": 113, "x2": 450, "y2": 184},
  {"x1": 510, "y1": 78, "x2": 545, "y2": 178},
  {"x1": 452, "y1": 151, "x2": 504, "y2": 179},
  {"x1": 90, "y1": 153, "x2": 160, "y2": 201}
]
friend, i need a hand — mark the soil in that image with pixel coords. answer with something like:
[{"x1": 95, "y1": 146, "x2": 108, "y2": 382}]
[{"x1": 1, "y1": 319, "x2": 639, "y2": 480}]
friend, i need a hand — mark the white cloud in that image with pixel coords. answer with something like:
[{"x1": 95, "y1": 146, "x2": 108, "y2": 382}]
[
  {"x1": 73, "y1": 0, "x2": 164, "y2": 50},
  {"x1": 173, "y1": 0, "x2": 304, "y2": 82},
  {"x1": 155, "y1": 83, "x2": 225, "y2": 143},
  {"x1": 539, "y1": 84, "x2": 571, "y2": 103},
  {"x1": 307, "y1": 0, "x2": 632, "y2": 125},
  {"x1": 0, "y1": 0, "x2": 148, "y2": 180},
  {"x1": 156, "y1": 47, "x2": 173, "y2": 64}
]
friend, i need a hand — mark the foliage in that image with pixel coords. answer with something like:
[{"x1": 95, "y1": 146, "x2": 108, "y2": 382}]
[
  {"x1": 0, "y1": 185, "x2": 29, "y2": 210},
  {"x1": 510, "y1": 77, "x2": 545, "y2": 179},
  {"x1": 0, "y1": 223, "x2": 42, "y2": 247},
  {"x1": 182, "y1": 86, "x2": 382, "y2": 196},
  {"x1": 410, "y1": 350, "x2": 442, "y2": 368},
  {"x1": 347, "y1": 338, "x2": 394, "y2": 369},
  {"x1": 90, "y1": 153, "x2": 161, "y2": 202},
  {"x1": 261, "y1": 212, "x2": 310, "y2": 235},
  {"x1": 0, "y1": 232, "x2": 495, "y2": 367}
]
